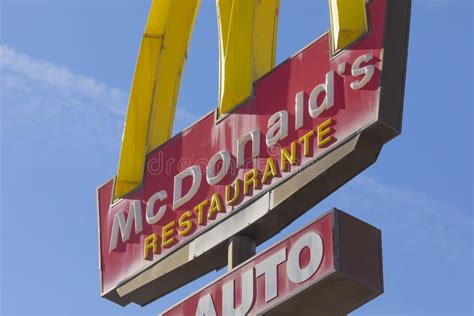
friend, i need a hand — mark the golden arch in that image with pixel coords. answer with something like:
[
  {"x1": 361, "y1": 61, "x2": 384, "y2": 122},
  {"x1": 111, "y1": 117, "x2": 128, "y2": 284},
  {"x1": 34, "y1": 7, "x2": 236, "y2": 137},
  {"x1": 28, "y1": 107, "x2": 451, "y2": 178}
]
[{"x1": 114, "y1": 0, "x2": 368, "y2": 199}]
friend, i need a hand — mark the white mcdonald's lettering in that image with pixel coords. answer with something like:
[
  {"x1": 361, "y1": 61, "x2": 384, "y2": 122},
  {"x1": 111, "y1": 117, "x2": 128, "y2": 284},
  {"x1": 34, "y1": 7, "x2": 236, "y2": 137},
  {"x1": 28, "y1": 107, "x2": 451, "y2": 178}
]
[
  {"x1": 195, "y1": 232, "x2": 323, "y2": 316},
  {"x1": 109, "y1": 53, "x2": 375, "y2": 253},
  {"x1": 109, "y1": 200, "x2": 143, "y2": 251}
]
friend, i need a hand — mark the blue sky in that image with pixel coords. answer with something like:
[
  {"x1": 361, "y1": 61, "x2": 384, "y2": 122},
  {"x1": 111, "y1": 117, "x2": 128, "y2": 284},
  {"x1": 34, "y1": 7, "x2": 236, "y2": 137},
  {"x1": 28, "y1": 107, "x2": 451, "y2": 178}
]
[{"x1": 0, "y1": 0, "x2": 472, "y2": 315}]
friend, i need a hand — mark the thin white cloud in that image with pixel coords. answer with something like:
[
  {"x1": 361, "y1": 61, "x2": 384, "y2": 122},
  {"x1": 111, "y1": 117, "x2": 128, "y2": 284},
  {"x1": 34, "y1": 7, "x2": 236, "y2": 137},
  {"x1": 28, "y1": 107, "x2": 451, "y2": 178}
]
[
  {"x1": 0, "y1": 44, "x2": 197, "y2": 146},
  {"x1": 333, "y1": 175, "x2": 473, "y2": 262},
  {"x1": 0, "y1": 44, "x2": 127, "y2": 135}
]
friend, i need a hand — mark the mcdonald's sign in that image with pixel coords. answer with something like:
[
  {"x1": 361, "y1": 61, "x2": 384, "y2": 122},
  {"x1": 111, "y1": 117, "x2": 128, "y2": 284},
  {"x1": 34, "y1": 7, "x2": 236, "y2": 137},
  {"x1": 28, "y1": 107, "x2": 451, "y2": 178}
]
[{"x1": 97, "y1": 0, "x2": 411, "y2": 306}]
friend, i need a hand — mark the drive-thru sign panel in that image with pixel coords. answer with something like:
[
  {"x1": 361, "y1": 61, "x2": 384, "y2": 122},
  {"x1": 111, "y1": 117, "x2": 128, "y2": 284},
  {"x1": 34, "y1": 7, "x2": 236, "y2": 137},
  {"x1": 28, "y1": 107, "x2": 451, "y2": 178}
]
[{"x1": 162, "y1": 209, "x2": 383, "y2": 316}]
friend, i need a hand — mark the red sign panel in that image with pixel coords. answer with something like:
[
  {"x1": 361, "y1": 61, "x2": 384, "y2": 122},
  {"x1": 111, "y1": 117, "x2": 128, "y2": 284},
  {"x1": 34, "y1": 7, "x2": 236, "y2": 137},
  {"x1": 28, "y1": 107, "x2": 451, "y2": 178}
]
[
  {"x1": 97, "y1": 0, "x2": 410, "y2": 304},
  {"x1": 162, "y1": 210, "x2": 382, "y2": 316}
]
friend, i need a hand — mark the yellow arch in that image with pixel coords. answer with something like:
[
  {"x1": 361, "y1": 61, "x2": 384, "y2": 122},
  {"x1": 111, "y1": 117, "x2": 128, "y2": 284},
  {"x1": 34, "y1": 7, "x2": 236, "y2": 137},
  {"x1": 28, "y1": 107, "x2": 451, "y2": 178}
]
[
  {"x1": 329, "y1": 0, "x2": 369, "y2": 54},
  {"x1": 114, "y1": 0, "x2": 368, "y2": 199},
  {"x1": 216, "y1": 0, "x2": 280, "y2": 115},
  {"x1": 115, "y1": 0, "x2": 200, "y2": 199}
]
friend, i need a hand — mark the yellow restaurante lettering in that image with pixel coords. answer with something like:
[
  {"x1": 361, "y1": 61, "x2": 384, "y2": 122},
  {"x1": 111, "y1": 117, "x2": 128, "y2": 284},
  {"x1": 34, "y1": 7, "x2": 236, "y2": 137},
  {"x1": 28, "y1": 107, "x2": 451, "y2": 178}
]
[{"x1": 142, "y1": 119, "x2": 336, "y2": 260}]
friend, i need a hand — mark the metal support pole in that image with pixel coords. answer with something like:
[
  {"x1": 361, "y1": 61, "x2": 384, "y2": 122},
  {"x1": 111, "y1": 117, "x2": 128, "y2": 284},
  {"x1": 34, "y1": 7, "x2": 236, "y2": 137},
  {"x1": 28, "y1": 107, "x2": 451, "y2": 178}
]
[{"x1": 227, "y1": 235, "x2": 256, "y2": 270}]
